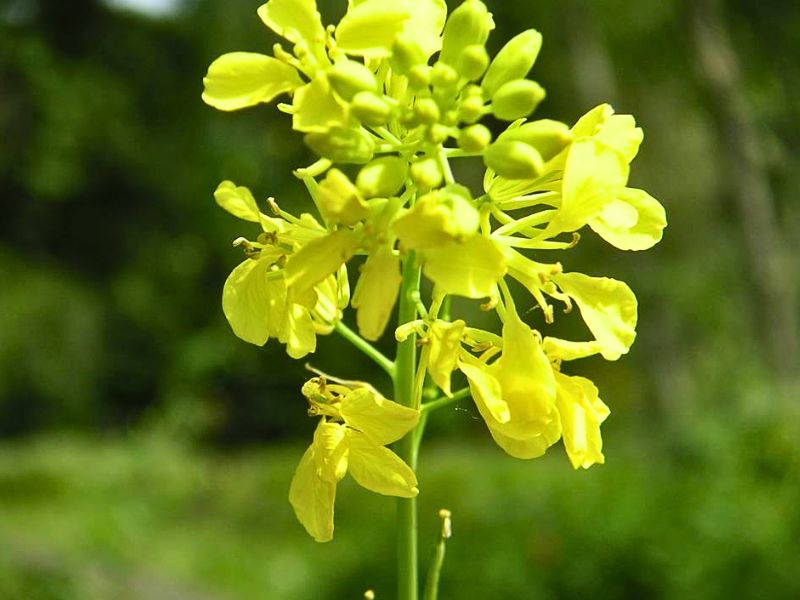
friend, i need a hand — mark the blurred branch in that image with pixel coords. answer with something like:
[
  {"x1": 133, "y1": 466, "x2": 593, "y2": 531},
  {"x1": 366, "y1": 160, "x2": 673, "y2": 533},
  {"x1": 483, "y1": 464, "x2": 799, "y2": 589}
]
[{"x1": 687, "y1": 0, "x2": 798, "y2": 374}]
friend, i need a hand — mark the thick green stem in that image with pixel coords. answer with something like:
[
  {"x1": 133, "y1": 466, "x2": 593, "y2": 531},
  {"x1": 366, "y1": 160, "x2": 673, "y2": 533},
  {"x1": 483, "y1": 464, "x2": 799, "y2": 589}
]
[{"x1": 394, "y1": 252, "x2": 421, "y2": 600}]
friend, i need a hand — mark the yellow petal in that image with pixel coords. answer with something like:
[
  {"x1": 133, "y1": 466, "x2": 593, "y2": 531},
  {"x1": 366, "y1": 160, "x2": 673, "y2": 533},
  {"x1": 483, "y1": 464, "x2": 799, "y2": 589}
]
[
  {"x1": 554, "y1": 372, "x2": 609, "y2": 469},
  {"x1": 552, "y1": 272, "x2": 637, "y2": 360},
  {"x1": 595, "y1": 115, "x2": 643, "y2": 163},
  {"x1": 284, "y1": 229, "x2": 360, "y2": 300},
  {"x1": 258, "y1": 0, "x2": 326, "y2": 51},
  {"x1": 421, "y1": 235, "x2": 506, "y2": 298},
  {"x1": 336, "y1": 0, "x2": 410, "y2": 58},
  {"x1": 542, "y1": 337, "x2": 604, "y2": 362},
  {"x1": 317, "y1": 169, "x2": 369, "y2": 226},
  {"x1": 293, "y1": 76, "x2": 349, "y2": 133},
  {"x1": 313, "y1": 420, "x2": 350, "y2": 482},
  {"x1": 222, "y1": 257, "x2": 282, "y2": 345},
  {"x1": 214, "y1": 181, "x2": 261, "y2": 222},
  {"x1": 427, "y1": 319, "x2": 466, "y2": 396},
  {"x1": 284, "y1": 303, "x2": 317, "y2": 358},
  {"x1": 202, "y1": 52, "x2": 303, "y2": 112},
  {"x1": 393, "y1": 187, "x2": 479, "y2": 250},
  {"x1": 289, "y1": 445, "x2": 336, "y2": 542},
  {"x1": 459, "y1": 361, "x2": 510, "y2": 424},
  {"x1": 488, "y1": 311, "x2": 559, "y2": 439},
  {"x1": 351, "y1": 245, "x2": 402, "y2": 341},
  {"x1": 396, "y1": 0, "x2": 447, "y2": 59},
  {"x1": 347, "y1": 431, "x2": 418, "y2": 497},
  {"x1": 589, "y1": 187, "x2": 666, "y2": 251},
  {"x1": 339, "y1": 388, "x2": 419, "y2": 445},
  {"x1": 546, "y1": 138, "x2": 629, "y2": 235},
  {"x1": 484, "y1": 420, "x2": 561, "y2": 460}
]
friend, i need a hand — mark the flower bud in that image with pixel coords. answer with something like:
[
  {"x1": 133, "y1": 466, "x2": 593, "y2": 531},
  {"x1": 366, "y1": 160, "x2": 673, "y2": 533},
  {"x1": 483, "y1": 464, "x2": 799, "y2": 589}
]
[
  {"x1": 408, "y1": 65, "x2": 431, "y2": 91},
  {"x1": 350, "y1": 91, "x2": 394, "y2": 126},
  {"x1": 305, "y1": 127, "x2": 375, "y2": 164},
  {"x1": 439, "y1": 0, "x2": 494, "y2": 68},
  {"x1": 327, "y1": 60, "x2": 378, "y2": 101},
  {"x1": 483, "y1": 140, "x2": 544, "y2": 179},
  {"x1": 356, "y1": 156, "x2": 409, "y2": 198},
  {"x1": 497, "y1": 119, "x2": 573, "y2": 161},
  {"x1": 481, "y1": 29, "x2": 542, "y2": 97},
  {"x1": 426, "y1": 124, "x2": 450, "y2": 145},
  {"x1": 391, "y1": 35, "x2": 426, "y2": 74},
  {"x1": 458, "y1": 94, "x2": 484, "y2": 124},
  {"x1": 317, "y1": 169, "x2": 369, "y2": 225},
  {"x1": 431, "y1": 62, "x2": 459, "y2": 89},
  {"x1": 491, "y1": 79, "x2": 545, "y2": 121},
  {"x1": 410, "y1": 157, "x2": 444, "y2": 190},
  {"x1": 456, "y1": 44, "x2": 490, "y2": 82},
  {"x1": 414, "y1": 98, "x2": 441, "y2": 125},
  {"x1": 458, "y1": 124, "x2": 492, "y2": 152},
  {"x1": 392, "y1": 185, "x2": 479, "y2": 249}
]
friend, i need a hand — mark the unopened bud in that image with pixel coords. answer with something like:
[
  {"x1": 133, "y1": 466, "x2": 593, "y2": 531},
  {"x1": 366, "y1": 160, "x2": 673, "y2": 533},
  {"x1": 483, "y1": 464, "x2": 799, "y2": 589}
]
[
  {"x1": 439, "y1": 0, "x2": 494, "y2": 68},
  {"x1": 327, "y1": 60, "x2": 378, "y2": 101},
  {"x1": 497, "y1": 119, "x2": 573, "y2": 161},
  {"x1": 456, "y1": 44, "x2": 490, "y2": 82},
  {"x1": 414, "y1": 97, "x2": 441, "y2": 125},
  {"x1": 491, "y1": 79, "x2": 545, "y2": 121},
  {"x1": 410, "y1": 157, "x2": 443, "y2": 190},
  {"x1": 408, "y1": 65, "x2": 431, "y2": 91},
  {"x1": 481, "y1": 29, "x2": 542, "y2": 97},
  {"x1": 351, "y1": 91, "x2": 394, "y2": 126},
  {"x1": 483, "y1": 140, "x2": 544, "y2": 179},
  {"x1": 458, "y1": 124, "x2": 492, "y2": 152},
  {"x1": 392, "y1": 185, "x2": 479, "y2": 249},
  {"x1": 431, "y1": 62, "x2": 459, "y2": 89},
  {"x1": 356, "y1": 156, "x2": 408, "y2": 198},
  {"x1": 317, "y1": 168, "x2": 369, "y2": 225},
  {"x1": 391, "y1": 35, "x2": 426, "y2": 74},
  {"x1": 458, "y1": 94, "x2": 484, "y2": 124},
  {"x1": 426, "y1": 124, "x2": 450, "y2": 145},
  {"x1": 305, "y1": 127, "x2": 375, "y2": 164}
]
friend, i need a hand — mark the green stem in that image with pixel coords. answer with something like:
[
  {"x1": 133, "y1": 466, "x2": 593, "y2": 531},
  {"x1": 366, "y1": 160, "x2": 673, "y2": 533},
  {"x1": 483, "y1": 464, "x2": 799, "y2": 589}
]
[
  {"x1": 422, "y1": 510, "x2": 452, "y2": 600},
  {"x1": 334, "y1": 321, "x2": 395, "y2": 378},
  {"x1": 395, "y1": 252, "x2": 421, "y2": 600},
  {"x1": 421, "y1": 388, "x2": 471, "y2": 414}
]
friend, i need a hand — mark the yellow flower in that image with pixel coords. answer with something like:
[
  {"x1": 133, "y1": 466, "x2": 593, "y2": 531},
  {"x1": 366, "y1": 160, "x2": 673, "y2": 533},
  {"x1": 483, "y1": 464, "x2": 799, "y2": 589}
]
[
  {"x1": 290, "y1": 380, "x2": 420, "y2": 542},
  {"x1": 215, "y1": 181, "x2": 349, "y2": 358},
  {"x1": 459, "y1": 306, "x2": 560, "y2": 459}
]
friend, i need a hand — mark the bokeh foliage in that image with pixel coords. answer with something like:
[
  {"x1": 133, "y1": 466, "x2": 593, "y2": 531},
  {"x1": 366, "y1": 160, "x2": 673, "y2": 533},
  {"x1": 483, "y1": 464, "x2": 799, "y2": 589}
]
[{"x1": 1, "y1": 0, "x2": 798, "y2": 598}]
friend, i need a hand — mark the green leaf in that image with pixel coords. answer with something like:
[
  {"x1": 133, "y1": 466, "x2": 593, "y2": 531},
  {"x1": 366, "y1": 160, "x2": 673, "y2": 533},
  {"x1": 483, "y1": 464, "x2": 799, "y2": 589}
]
[{"x1": 202, "y1": 52, "x2": 303, "y2": 112}]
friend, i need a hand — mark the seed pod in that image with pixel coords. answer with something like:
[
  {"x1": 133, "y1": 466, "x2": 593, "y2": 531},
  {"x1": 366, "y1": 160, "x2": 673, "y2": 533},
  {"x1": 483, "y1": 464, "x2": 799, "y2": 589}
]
[
  {"x1": 317, "y1": 169, "x2": 369, "y2": 225},
  {"x1": 327, "y1": 60, "x2": 378, "y2": 101},
  {"x1": 350, "y1": 91, "x2": 394, "y2": 126},
  {"x1": 456, "y1": 44, "x2": 490, "y2": 82},
  {"x1": 356, "y1": 156, "x2": 409, "y2": 198},
  {"x1": 481, "y1": 29, "x2": 542, "y2": 97},
  {"x1": 410, "y1": 157, "x2": 444, "y2": 190},
  {"x1": 305, "y1": 127, "x2": 375, "y2": 163},
  {"x1": 491, "y1": 79, "x2": 545, "y2": 121},
  {"x1": 439, "y1": 0, "x2": 494, "y2": 68},
  {"x1": 458, "y1": 124, "x2": 492, "y2": 153},
  {"x1": 497, "y1": 119, "x2": 573, "y2": 161},
  {"x1": 483, "y1": 140, "x2": 544, "y2": 179}
]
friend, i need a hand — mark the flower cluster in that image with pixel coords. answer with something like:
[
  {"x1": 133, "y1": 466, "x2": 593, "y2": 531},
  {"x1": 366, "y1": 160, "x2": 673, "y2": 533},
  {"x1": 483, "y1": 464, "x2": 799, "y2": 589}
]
[{"x1": 204, "y1": 0, "x2": 665, "y2": 541}]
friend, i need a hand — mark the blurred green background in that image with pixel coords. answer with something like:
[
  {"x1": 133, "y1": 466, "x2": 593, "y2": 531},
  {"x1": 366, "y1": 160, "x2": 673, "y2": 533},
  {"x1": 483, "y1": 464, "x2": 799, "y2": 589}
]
[{"x1": 1, "y1": 0, "x2": 799, "y2": 598}]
